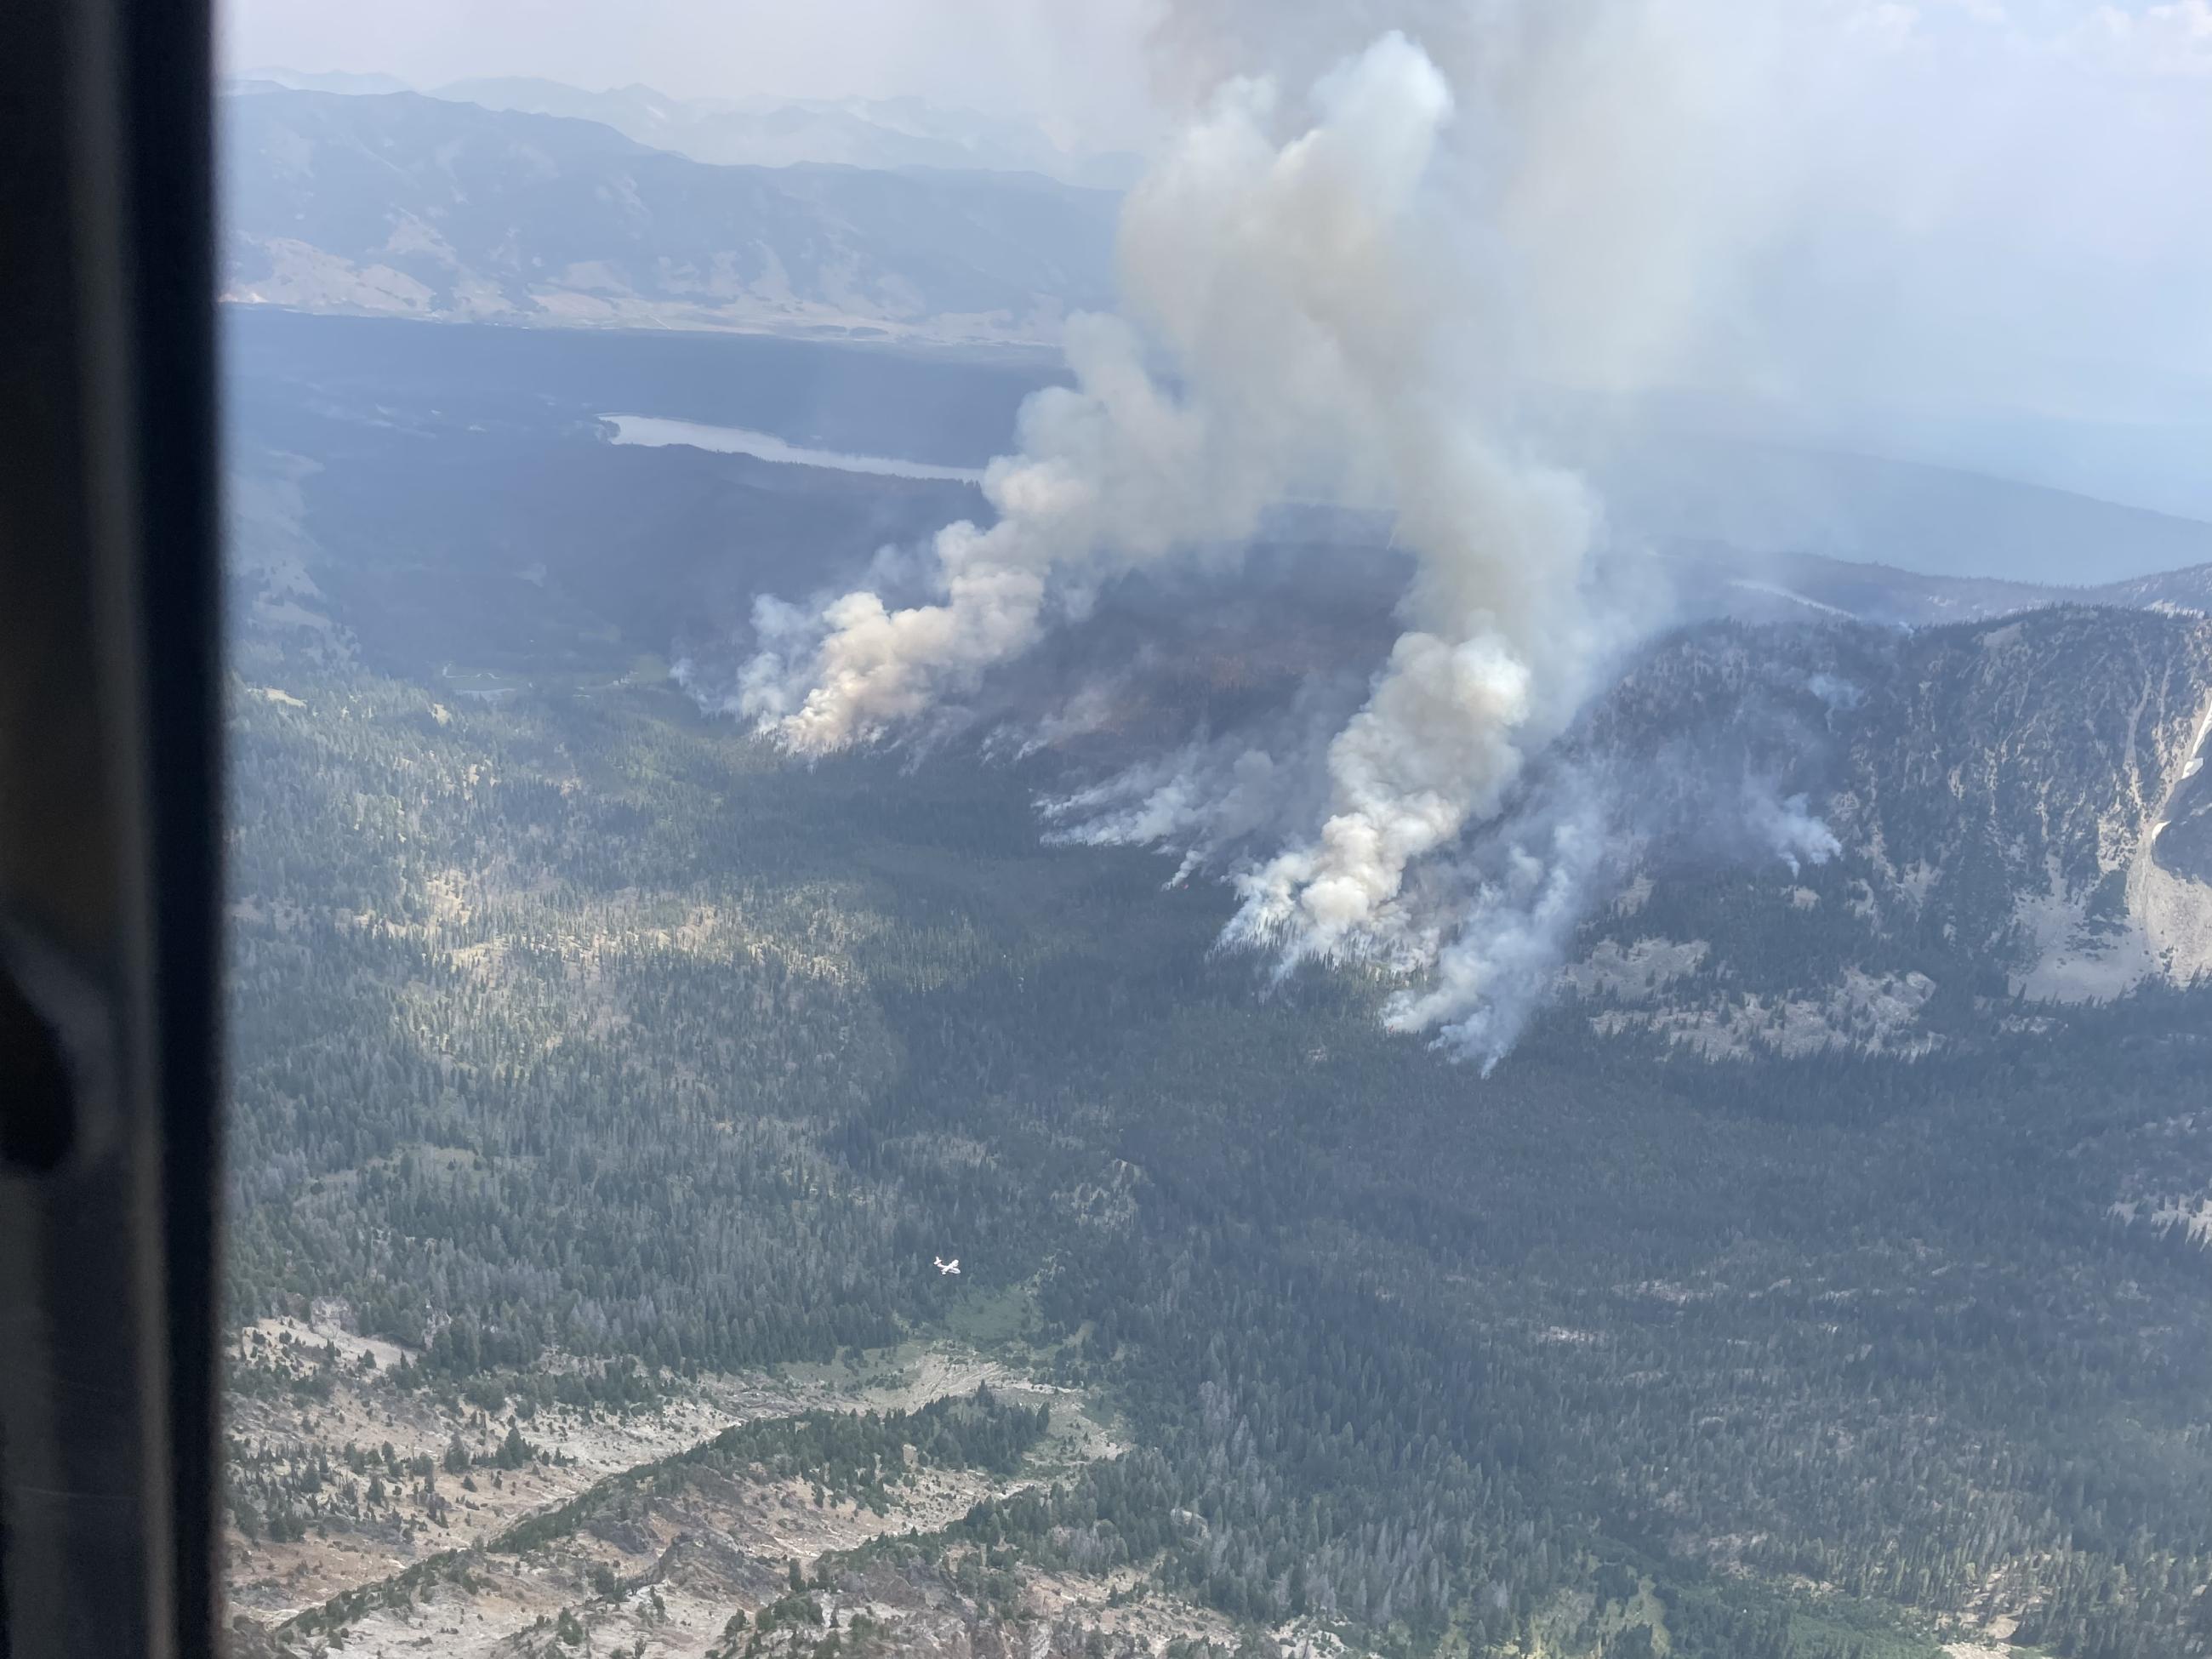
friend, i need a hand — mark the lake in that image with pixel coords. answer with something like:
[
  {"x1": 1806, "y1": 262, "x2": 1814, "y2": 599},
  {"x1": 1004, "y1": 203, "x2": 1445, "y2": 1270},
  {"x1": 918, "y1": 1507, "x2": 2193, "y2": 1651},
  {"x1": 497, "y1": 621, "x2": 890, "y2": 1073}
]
[
  {"x1": 224, "y1": 306, "x2": 1064, "y2": 469},
  {"x1": 600, "y1": 414, "x2": 987, "y2": 483}
]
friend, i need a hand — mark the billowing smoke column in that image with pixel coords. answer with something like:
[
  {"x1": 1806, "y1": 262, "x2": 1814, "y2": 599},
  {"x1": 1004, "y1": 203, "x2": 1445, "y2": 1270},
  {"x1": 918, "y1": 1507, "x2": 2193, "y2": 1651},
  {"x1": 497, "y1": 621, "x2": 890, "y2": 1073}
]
[
  {"x1": 743, "y1": 33, "x2": 1611, "y2": 1051},
  {"x1": 718, "y1": 0, "x2": 2198, "y2": 1063},
  {"x1": 744, "y1": 36, "x2": 1470, "y2": 749},
  {"x1": 1380, "y1": 790, "x2": 1610, "y2": 1070}
]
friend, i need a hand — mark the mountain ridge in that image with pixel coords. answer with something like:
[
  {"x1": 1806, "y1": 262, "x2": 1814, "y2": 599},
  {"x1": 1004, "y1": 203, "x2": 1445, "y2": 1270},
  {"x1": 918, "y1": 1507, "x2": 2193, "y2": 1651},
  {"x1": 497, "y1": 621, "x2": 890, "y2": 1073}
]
[
  {"x1": 1593, "y1": 432, "x2": 2212, "y2": 585},
  {"x1": 225, "y1": 68, "x2": 1146, "y2": 186},
  {"x1": 1554, "y1": 607, "x2": 2212, "y2": 1056},
  {"x1": 428, "y1": 75, "x2": 1148, "y2": 188},
  {"x1": 219, "y1": 87, "x2": 1120, "y2": 345}
]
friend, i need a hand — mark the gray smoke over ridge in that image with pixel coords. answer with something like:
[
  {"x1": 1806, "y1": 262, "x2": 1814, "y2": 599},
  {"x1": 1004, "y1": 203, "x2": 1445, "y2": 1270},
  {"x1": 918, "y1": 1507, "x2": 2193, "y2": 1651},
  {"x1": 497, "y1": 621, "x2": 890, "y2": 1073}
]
[
  {"x1": 727, "y1": 9, "x2": 1901, "y2": 1063},
  {"x1": 740, "y1": 30, "x2": 1625, "y2": 1034},
  {"x1": 741, "y1": 32, "x2": 1593, "y2": 747},
  {"x1": 1037, "y1": 679, "x2": 1363, "y2": 880},
  {"x1": 1354, "y1": 714, "x2": 1844, "y2": 1069}
]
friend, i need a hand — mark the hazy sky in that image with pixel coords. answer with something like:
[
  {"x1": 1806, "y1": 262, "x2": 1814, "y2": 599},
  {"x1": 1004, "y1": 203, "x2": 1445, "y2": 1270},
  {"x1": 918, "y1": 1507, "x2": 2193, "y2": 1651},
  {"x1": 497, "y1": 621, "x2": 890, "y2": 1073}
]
[
  {"x1": 219, "y1": 0, "x2": 1167, "y2": 149},
  {"x1": 221, "y1": 0, "x2": 2212, "y2": 516}
]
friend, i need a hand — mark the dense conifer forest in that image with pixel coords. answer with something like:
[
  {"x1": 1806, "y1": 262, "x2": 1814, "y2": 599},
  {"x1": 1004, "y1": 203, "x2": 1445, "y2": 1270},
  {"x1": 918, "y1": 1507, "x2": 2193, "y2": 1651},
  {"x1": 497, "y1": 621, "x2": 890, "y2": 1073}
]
[{"x1": 221, "y1": 644, "x2": 2212, "y2": 1658}]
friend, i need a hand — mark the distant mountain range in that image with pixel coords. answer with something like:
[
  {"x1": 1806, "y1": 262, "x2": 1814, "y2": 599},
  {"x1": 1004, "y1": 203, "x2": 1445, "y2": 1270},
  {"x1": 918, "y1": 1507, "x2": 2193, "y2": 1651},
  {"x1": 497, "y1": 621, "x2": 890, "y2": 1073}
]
[
  {"x1": 219, "y1": 85, "x2": 1119, "y2": 345},
  {"x1": 229, "y1": 68, "x2": 1143, "y2": 187},
  {"x1": 1587, "y1": 431, "x2": 2212, "y2": 586},
  {"x1": 430, "y1": 77, "x2": 1146, "y2": 189},
  {"x1": 1668, "y1": 539, "x2": 2212, "y2": 624},
  {"x1": 217, "y1": 77, "x2": 2212, "y2": 585},
  {"x1": 235, "y1": 66, "x2": 412, "y2": 96}
]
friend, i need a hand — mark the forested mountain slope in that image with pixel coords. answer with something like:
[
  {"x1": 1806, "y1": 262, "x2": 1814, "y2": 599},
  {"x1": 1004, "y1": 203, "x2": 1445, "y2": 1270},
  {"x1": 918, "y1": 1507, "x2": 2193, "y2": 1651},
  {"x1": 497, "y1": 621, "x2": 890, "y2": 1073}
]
[
  {"x1": 1549, "y1": 607, "x2": 2212, "y2": 1053},
  {"x1": 224, "y1": 612, "x2": 2212, "y2": 1659},
  {"x1": 218, "y1": 316, "x2": 2212, "y2": 1659}
]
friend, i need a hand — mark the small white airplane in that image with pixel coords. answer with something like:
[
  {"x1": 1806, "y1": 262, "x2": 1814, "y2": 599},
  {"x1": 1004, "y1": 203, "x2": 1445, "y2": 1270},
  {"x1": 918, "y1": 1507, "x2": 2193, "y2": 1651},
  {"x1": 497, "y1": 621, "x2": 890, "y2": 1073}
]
[{"x1": 932, "y1": 1256, "x2": 961, "y2": 1275}]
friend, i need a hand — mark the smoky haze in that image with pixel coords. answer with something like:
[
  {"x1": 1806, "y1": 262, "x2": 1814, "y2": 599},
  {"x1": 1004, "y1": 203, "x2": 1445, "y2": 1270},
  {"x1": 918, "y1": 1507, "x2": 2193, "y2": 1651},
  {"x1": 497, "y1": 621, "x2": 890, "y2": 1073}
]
[
  {"x1": 230, "y1": 0, "x2": 2212, "y2": 515},
  {"x1": 222, "y1": 0, "x2": 1164, "y2": 156},
  {"x1": 1143, "y1": 0, "x2": 2212, "y2": 511},
  {"x1": 248, "y1": 0, "x2": 2211, "y2": 1060},
  {"x1": 714, "y1": 1, "x2": 2212, "y2": 1062}
]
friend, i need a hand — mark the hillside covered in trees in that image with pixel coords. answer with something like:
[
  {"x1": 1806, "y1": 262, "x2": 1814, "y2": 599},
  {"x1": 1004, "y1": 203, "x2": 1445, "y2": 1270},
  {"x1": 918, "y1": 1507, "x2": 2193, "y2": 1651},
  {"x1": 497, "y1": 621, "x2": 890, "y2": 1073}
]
[
  {"x1": 223, "y1": 631, "x2": 2212, "y2": 1659},
  {"x1": 216, "y1": 312, "x2": 2212, "y2": 1659}
]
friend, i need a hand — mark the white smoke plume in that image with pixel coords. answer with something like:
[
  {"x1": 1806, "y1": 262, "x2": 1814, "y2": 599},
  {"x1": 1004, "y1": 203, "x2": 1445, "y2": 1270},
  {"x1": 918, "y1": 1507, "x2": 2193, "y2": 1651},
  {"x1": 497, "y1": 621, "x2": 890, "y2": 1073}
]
[
  {"x1": 733, "y1": 8, "x2": 1941, "y2": 1063},
  {"x1": 1370, "y1": 761, "x2": 1841, "y2": 1069},
  {"x1": 745, "y1": 31, "x2": 1613, "y2": 1007},
  {"x1": 706, "y1": 0, "x2": 2209, "y2": 1063},
  {"x1": 1038, "y1": 682, "x2": 1358, "y2": 877},
  {"x1": 744, "y1": 34, "x2": 1561, "y2": 744},
  {"x1": 1382, "y1": 786, "x2": 1612, "y2": 1073}
]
